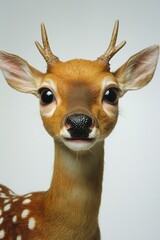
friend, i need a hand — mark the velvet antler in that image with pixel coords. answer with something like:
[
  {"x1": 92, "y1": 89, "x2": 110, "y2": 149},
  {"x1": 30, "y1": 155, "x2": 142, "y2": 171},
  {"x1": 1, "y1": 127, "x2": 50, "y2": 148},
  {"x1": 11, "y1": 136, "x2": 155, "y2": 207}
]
[
  {"x1": 35, "y1": 23, "x2": 59, "y2": 66},
  {"x1": 97, "y1": 20, "x2": 126, "y2": 70}
]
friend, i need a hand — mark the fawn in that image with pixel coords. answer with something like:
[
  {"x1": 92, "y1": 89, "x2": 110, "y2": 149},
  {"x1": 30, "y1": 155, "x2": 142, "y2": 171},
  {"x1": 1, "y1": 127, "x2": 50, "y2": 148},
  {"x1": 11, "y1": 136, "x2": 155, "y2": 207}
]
[{"x1": 0, "y1": 21, "x2": 159, "y2": 240}]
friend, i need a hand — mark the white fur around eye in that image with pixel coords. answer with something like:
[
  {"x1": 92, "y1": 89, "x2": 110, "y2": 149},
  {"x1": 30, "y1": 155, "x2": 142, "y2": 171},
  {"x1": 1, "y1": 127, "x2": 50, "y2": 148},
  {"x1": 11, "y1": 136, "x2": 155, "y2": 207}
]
[
  {"x1": 40, "y1": 102, "x2": 57, "y2": 117},
  {"x1": 101, "y1": 77, "x2": 119, "y2": 117},
  {"x1": 101, "y1": 77, "x2": 118, "y2": 90},
  {"x1": 39, "y1": 79, "x2": 60, "y2": 117},
  {"x1": 102, "y1": 101, "x2": 118, "y2": 117},
  {"x1": 39, "y1": 90, "x2": 57, "y2": 117}
]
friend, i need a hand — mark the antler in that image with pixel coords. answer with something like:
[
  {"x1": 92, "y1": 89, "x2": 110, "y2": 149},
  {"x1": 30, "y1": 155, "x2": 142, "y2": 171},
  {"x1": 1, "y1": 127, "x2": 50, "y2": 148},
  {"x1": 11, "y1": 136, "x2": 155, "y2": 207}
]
[
  {"x1": 97, "y1": 20, "x2": 126, "y2": 70},
  {"x1": 35, "y1": 23, "x2": 59, "y2": 66}
]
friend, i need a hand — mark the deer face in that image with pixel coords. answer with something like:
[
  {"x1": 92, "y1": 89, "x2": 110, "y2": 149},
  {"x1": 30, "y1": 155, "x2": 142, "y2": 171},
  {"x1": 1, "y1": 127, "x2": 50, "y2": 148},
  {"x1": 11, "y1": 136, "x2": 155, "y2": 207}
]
[
  {"x1": 38, "y1": 60, "x2": 119, "y2": 151},
  {"x1": 0, "y1": 21, "x2": 159, "y2": 152}
]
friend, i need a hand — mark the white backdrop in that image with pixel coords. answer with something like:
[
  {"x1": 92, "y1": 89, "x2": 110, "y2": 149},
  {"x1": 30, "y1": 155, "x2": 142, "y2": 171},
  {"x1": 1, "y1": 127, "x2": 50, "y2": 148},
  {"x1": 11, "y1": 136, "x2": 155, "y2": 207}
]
[{"x1": 0, "y1": 1, "x2": 160, "y2": 239}]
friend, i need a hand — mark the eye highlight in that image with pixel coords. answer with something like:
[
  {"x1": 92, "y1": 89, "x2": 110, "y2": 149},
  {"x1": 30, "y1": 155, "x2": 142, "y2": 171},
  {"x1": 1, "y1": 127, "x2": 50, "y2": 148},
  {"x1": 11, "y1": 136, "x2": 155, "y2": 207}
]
[
  {"x1": 102, "y1": 87, "x2": 119, "y2": 105},
  {"x1": 38, "y1": 88, "x2": 55, "y2": 106}
]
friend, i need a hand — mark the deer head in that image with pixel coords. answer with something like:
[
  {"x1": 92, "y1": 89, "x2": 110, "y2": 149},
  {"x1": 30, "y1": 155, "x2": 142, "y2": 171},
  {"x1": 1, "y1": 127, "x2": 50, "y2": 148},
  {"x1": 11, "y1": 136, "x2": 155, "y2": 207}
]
[{"x1": 0, "y1": 21, "x2": 159, "y2": 152}]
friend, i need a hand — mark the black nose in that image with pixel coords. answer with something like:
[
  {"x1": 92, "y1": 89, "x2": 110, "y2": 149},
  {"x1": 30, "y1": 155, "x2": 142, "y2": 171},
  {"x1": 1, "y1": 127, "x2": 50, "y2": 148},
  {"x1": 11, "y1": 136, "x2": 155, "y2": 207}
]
[{"x1": 65, "y1": 114, "x2": 93, "y2": 139}]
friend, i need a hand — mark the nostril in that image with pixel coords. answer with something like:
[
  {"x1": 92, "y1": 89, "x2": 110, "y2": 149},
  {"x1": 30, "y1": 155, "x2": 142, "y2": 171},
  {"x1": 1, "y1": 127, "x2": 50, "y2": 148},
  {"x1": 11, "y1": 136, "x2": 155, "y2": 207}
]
[
  {"x1": 65, "y1": 115, "x2": 75, "y2": 129},
  {"x1": 83, "y1": 115, "x2": 93, "y2": 128},
  {"x1": 65, "y1": 117, "x2": 72, "y2": 129}
]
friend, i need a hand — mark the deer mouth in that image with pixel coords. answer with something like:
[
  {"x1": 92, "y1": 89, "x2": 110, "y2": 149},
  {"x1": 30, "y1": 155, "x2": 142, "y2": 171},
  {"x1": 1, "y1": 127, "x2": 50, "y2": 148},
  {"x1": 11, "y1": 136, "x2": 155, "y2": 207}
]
[
  {"x1": 64, "y1": 138, "x2": 95, "y2": 142},
  {"x1": 60, "y1": 126, "x2": 99, "y2": 151},
  {"x1": 62, "y1": 137, "x2": 97, "y2": 151}
]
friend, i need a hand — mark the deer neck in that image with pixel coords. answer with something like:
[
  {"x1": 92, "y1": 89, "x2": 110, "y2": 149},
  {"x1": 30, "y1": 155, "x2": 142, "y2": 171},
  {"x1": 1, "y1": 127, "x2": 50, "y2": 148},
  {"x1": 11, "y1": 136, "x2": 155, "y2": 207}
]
[{"x1": 45, "y1": 140, "x2": 104, "y2": 226}]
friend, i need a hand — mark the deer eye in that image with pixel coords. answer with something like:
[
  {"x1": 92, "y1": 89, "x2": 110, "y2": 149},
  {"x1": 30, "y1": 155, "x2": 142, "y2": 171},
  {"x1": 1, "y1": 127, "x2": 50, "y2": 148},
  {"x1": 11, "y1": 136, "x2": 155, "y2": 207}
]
[
  {"x1": 38, "y1": 88, "x2": 55, "y2": 106},
  {"x1": 103, "y1": 87, "x2": 119, "y2": 105}
]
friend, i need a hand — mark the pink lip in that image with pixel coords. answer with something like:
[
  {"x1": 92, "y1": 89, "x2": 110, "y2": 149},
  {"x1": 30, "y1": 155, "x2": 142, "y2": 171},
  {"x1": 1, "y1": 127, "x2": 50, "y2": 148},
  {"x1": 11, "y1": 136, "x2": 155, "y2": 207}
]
[{"x1": 64, "y1": 138, "x2": 94, "y2": 143}]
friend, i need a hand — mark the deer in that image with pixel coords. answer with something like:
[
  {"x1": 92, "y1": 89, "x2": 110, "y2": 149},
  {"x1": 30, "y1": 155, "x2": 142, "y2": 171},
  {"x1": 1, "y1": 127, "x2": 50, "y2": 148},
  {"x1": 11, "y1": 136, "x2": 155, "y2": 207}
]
[{"x1": 0, "y1": 20, "x2": 159, "y2": 240}]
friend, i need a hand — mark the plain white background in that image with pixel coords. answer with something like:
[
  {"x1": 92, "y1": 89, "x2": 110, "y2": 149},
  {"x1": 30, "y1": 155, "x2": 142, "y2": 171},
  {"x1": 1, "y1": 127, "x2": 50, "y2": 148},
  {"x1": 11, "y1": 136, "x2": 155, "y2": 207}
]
[{"x1": 0, "y1": 0, "x2": 160, "y2": 239}]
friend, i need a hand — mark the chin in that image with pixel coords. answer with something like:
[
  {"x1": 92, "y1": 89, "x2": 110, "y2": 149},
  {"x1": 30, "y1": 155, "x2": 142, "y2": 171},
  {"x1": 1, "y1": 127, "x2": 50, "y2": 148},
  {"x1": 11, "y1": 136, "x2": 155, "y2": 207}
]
[{"x1": 62, "y1": 138, "x2": 98, "y2": 152}]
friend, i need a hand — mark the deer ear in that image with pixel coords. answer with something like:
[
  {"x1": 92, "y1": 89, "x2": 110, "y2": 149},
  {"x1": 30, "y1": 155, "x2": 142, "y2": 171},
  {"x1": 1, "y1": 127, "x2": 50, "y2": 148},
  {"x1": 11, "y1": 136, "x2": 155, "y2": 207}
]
[
  {"x1": 115, "y1": 45, "x2": 159, "y2": 96},
  {"x1": 0, "y1": 51, "x2": 44, "y2": 95}
]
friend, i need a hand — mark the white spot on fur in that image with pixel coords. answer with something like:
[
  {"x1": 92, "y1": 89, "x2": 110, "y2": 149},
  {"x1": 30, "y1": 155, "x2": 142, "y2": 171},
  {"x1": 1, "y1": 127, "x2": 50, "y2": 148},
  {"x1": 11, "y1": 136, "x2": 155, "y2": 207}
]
[
  {"x1": 0, "y1": 210, "x2": 2, "y2": 217},
  {"x1": 3, "y1": 199, "x2": 10, "y2": 204},
  {"x1": 0, "y1": 229, "x2": 5, "y2": 239},
  {"x1": 4, "y1": 203, "x2": 11, "y2": 211},
  {"x1": 28, "y1": 217, "x2": 36, "y2": 230},
  {"x1": 12, "y1": 198, "x2": 19, "y2": 202},
  {"x1": 16, "y1": 236, "x2": 22, "y2": 240},
  {"x1": 0, "y1": 193, "x2": 8, "y2": 198},
  {"x1": 12, "y1": 215, "x2": 17, "y2": 223},
  {"x1": 21, "y1": 209, "x2": 29, "y2": 219},
  {"x1": 22, "y1": 199, "x2": 31, "y2": 205},
  {"x1": 0, "y1": 218, "x2": 3, "y2": 225},
  {"x1": 24, "y1": 194, "x2": 32, "y2": 198},
  {"x1": 8, "y1": 190, "x2": 16, "y2": 196},
  {"x1": 0, "y1": 188, "x2": 2, "y2": 191}
]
